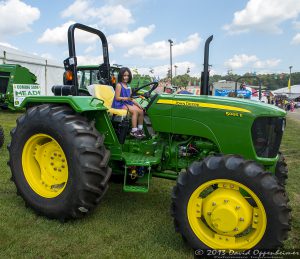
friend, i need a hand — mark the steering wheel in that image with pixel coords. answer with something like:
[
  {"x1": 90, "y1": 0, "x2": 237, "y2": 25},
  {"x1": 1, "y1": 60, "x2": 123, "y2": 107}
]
[{"x1": 131, "y1": 81, "x2": 159, "y2": 99}]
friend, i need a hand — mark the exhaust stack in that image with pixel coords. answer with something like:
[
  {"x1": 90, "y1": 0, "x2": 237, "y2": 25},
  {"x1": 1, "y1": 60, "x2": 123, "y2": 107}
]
[{"x1": 200, "y1": 35, "x2": 213, "y2": 95}]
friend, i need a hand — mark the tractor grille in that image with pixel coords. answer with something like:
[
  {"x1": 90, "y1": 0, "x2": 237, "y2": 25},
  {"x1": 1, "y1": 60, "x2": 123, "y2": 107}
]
[{"x1": 251, "y1": 117, "x2": 285, "y2": 158}]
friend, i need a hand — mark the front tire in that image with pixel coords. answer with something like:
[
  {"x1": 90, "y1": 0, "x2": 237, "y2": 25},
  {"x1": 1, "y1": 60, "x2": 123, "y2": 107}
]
[
  {"x1": 8, "y1": 104, "x2": 111, "y2": 220},
  {"x1": 275, "y1": 152, "x2": 288, "y2": 186},
  {"x1": 171, "y1": 155, "x2": 291, "y2": 250}
]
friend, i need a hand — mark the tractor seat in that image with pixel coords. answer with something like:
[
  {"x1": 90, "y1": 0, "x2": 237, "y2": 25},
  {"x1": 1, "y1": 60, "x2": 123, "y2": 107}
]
[{"x1": 87, "y1": 84, "x2": 127, "y2": 116}]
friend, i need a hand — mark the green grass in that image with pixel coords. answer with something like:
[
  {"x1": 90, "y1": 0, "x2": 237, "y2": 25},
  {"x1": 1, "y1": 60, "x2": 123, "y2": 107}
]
[
  {"x1": 0, "y1": 110, "x2": 299, "y2": 258},
  {"x1": 281, "y1": 114, "x2": 300, "y2": 249}
]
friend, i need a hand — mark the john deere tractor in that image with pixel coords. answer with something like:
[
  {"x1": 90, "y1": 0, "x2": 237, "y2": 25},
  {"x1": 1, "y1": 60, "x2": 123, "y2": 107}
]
[
  {"x1": 8, "y1": 24, "x2": 290, "y2": 251},
  {"x1": 0, "y1": 64, "x2": 38, "y2": 110}
]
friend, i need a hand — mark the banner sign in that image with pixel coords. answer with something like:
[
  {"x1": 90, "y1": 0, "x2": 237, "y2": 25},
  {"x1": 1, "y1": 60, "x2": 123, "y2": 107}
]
[
  {"x1": 215, "y1": 89, "x2": 252, "y2": 98},
  {"x1": 13, "y1": 84, "x2": 41, "y2": 107}
]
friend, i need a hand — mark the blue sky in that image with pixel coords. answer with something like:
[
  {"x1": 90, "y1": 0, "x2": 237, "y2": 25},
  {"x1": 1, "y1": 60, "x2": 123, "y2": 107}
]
[{"x1": 0, "y1": 0, "x2": 300, "y2": 78}]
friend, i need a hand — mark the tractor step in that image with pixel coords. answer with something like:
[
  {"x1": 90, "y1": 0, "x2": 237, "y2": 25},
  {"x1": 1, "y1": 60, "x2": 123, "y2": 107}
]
[
  {"x1": 123, "y1": 185, "x2": 149, "y2": 193},
  {"x1": 122, "y1": 152, "x2": 159, "y2": 166},
  {"x1": 121, "y1": 152, "x2": 160, "y2": 193},
  {"x1": 123, "y1": 164, "x2": 151, "y2": 193}
]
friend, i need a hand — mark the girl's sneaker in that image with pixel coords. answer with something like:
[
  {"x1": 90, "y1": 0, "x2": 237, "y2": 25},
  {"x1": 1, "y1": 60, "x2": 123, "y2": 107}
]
[
  {"x1": 130, "y1": 130, "x2": 143, "y2": 139},
  {"x1": 138, "y1": 130, "x2": 146, "y2": 138}
]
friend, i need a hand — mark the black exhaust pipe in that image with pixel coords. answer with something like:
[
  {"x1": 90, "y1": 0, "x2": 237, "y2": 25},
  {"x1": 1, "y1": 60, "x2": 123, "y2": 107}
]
[{"x1": 200, "y1": 35, "x2": 213, "y2": 95}]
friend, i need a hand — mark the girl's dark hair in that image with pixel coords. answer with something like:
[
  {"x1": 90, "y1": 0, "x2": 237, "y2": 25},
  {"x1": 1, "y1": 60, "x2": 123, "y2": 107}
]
[{"x1": 118, "y1": 67, "x2": 132, "y2": 84}]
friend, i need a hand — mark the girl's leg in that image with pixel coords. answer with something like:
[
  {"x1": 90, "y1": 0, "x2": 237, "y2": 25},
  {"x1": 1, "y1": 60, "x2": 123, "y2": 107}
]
[
  {"x1": 124, "y1": 105, "x2": 138, "y2": 129},
  {"x1": 136, "y1": 106, "x2": 144, "y2": 126},
  {"x1": 131, "y1": 106, "x2": 145, "y2": 136}
]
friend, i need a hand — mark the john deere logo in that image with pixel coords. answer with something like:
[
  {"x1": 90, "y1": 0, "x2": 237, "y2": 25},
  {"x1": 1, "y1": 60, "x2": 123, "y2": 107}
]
[{"x1": 175, "y1": 101, "x2": 200, "y2": 107}]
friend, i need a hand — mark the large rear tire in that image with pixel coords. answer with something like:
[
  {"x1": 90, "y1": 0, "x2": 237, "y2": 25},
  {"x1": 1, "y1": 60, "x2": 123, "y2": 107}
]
[
  {"x1": 0, "y1": 125, "x2": 4, "y2": 148},
  {"x1": 171, "y1": 155, "x2": 291, "y2": 250},
  {"x1": 8, "y1": 104, "x2": 111, "y2": 220}
]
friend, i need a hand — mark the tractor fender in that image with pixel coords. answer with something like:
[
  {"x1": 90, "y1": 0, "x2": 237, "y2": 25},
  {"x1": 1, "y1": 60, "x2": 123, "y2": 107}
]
[{"x1": 20, "y1": 96, "x2": 107, "y2": 113}]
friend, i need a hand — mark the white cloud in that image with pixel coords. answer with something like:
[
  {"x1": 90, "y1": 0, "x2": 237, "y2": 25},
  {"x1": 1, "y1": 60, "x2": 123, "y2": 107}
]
[
  {"x1": 0, "y1": 0, "x2": 40, "y2": 39},
  {"x1": 0, "y1": 42, "x2": 18, "y2": 50},
  {"x1": 38, "y1": 21, "x2": 99, "y2": 45},
  {"x1": 253, "y1": 59, "x2": 281, "y2": 68},
  {"x1": 134, "y1": 61, "x2": 197, "y2": 78},
  {"x1": 108, "y1": 25, "x2": 155, "y2": 48},
  {"x1": 40, "y1": 53, "x2": 54, "y2": 60},
  {"x1": 224, "y1": 0, "x2": 300, "y2": 34},
  {"x1": 291, "y1": 33, "x2": 300, "y2": 44},
  {"x1": 61, "y1": 0, "x2": 91, "y2": 20},
  {"x1": 61, "y1": 1, "x2": 134, "y2": 29},
  {"x1": 225, "y1": 54, "x2": 259, "y2": 69},
  {"x1": 84, "y1": 45, "x2": 96, "y2": 54},
  {"x1": 224, "y1": 54, "x2": 281, "y2": 70},
  {"x1": 126, "y1": 33, "x2": 201, "y2": 59},
  {"x1": 77, "y1": 55, "x2": 103, "y2": 65}
]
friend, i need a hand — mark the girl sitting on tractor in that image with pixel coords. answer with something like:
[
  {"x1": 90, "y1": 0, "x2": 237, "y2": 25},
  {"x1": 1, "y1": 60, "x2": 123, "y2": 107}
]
[{"x1": 112, "y1": 67, "x2": 145, "y2": 139}]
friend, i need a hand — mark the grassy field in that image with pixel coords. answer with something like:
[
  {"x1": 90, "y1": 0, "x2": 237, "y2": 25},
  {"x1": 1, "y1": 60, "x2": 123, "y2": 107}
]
[{"x1": 0, "y1": 110, "x2": 299, "y2": 258}]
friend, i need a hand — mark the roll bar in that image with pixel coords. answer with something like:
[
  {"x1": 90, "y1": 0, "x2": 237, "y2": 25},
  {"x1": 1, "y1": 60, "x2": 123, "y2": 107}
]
[{"x1": 64, "y1": 23, "x2": 110, "y2": 96}]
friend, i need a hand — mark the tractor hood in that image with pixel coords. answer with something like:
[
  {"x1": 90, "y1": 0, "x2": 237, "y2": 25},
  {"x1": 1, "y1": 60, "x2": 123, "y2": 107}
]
[
  {"x1": 147, "y1": 94, "x2": 286, "y2": 163},
  {"x1": 151, "y1": 94, "x2": 286, "y2": 118}
]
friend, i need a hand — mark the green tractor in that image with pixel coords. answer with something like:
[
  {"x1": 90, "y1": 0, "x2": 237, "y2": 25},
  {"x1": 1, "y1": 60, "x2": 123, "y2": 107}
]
[
  {"x1": 8, "y1": 24, "x2": 290, "y2": 250},
  {"x1": 0, "y1": 64, "x2": 38, "y2": 110}
]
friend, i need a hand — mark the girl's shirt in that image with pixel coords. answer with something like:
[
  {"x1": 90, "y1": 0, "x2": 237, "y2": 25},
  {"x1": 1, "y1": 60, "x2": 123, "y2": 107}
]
[{"x1": 112, "y1": 82, "x2": 133, "y2": 109}]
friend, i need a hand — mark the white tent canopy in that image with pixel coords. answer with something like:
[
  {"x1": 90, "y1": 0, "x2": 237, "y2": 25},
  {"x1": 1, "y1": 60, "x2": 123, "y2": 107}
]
[
  {"x1": 272, "y1": 85, "x2": 300, "y2": 99},
  {"x1": 0, "y1": 44, "x2": 64, "y2": 95}
]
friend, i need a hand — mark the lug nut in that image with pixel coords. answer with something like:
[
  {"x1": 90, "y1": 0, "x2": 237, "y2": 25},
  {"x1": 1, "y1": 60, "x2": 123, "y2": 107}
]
[
  {"x1": 230, "y1": 184, "x2": 234, "y2": 188},
  {"x1": 240, "y1": 218, "x2": 244, "y2": 221},
  {"x1": 212, "y1": 202, "x2": 216, "y2": 206},
  {"x1": 224, "y1": 199, "x2": 229, "y2": 203},
  {"x1": 234, "y1": 227, "x2": 238, "y2": 231},
  {"x1": 236, "y1": 206, "x2": 240, "y2": 210},
  {"x1": 207, "y1": 212, "x2": 212, "y2": 216}
]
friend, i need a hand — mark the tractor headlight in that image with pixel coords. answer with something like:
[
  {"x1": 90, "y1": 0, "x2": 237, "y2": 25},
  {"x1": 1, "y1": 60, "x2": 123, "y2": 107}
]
[{"x1": 251, "y1": 117, "x2": 285, "y2": 158}]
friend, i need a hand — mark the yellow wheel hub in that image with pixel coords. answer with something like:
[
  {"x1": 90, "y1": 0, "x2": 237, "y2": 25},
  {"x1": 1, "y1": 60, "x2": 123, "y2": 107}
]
[
  {"x1": 187, "y1": 179, "x2": 267, "y2": 250},
  {"x1": 22, "y1": 133, "x2": 68, "y2": 198}
]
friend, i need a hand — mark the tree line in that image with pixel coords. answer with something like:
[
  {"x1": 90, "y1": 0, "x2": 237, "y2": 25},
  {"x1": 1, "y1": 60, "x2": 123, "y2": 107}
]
[{"x1": 160, "y1": 72, "x2": 300, "y2": 90}]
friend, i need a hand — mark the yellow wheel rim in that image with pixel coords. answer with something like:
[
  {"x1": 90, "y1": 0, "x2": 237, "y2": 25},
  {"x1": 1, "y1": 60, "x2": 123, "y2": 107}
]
[
  {"x1": 187, "y1": 179, "x2": 267, "y2": 250},
  {"x1": 22, "y1": 133, "x2": 68, "y2": 198}
]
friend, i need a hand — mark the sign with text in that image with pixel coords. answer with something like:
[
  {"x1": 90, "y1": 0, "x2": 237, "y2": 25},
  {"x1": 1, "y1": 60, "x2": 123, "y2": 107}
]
[{"x1": 13, "y1": 84, "x2": 41, "y2": 107}]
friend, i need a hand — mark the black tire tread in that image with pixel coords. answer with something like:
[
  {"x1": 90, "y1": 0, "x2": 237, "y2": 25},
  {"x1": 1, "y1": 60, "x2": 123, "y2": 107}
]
[
  {"x1": 275, "y1": 151, "x2": 288, "y2": 186},
  {"x1": 171, "y1": 155, "x2": 291, "y2": 250},
  {"x1": 8, "y1": 104, "x2": 111, "y2": 220}
]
